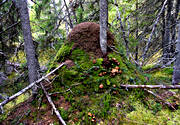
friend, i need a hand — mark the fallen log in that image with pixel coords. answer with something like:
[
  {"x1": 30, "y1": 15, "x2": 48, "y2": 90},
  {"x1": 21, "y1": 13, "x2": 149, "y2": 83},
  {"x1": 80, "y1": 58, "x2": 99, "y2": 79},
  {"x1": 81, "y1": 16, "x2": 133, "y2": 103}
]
[
  {"x1": 120, "y1": 84, "x2": 180, "y2": 89},
  {"x1": 0, "y1": 63, "x2": 65, "y2": 113}
]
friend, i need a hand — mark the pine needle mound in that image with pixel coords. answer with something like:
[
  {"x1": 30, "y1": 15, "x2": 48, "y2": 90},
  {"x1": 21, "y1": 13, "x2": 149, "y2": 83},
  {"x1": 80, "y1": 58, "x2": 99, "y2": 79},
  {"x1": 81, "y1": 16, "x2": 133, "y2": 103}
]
[{"x1": 67, "y1": 22, "x2": 115, "y2": 57}]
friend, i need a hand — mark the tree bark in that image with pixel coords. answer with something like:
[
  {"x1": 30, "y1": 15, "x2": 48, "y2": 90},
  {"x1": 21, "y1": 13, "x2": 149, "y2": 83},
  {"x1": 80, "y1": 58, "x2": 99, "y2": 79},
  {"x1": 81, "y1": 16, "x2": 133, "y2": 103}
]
[
  {"x1": 100, "y1": 0, "x2": 108, "y2": 55},
  {"x1": 171, "y1": 0, "x2": 180, "y2": 55},
  {"x1": 13, "y1": 0, "x2": 40, "y2": 94},
  {"x1": 135, "y1": 0, "x2": 139, "y2": 65},
  {"x1": 172, "y1": 23, "x2": 180, "y2": 85},
  {"x1": 163, "y1": 0, "x2": 172, "y2": 64},
  {"x1": 114, "y1": 0, "x2": 129, "y2": 58},
  {"x1": 63, "y1": 0, "x2": 73, "y2": 29},
  {"x1": 0, "y1": 23, "x2": 6, "y2": 71}
]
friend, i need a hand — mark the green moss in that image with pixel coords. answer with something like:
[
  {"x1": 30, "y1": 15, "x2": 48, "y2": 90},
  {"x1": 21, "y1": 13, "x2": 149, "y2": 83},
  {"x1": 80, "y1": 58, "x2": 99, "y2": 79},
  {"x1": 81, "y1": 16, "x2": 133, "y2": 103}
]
[
  {"x1": 47, "y1": 42, "x2": 73, "y2": 72},
  {"x1": 33, "y1": 46, "x2": 177, "y2": 124},
  {"x1": 58, "y1": 108, "x2": 69, "y2": 120},
  {"x1": 126, "y1": 102, "x2": 157, "y2": 124},
  {"x1": 142, "y1": 64, "x2": 155, "y2": 70},
  {"x1": 125, "y1": 101, "x2": 180, "y2": 125},
  {"x1": 70, "y1": 49, "x2": 93, "y2": 71}
]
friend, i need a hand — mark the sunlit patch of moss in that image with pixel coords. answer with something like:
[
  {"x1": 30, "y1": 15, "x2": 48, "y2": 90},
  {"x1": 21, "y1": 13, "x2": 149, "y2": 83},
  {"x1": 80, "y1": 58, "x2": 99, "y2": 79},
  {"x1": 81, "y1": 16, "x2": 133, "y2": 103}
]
[
  {"x1": 149, "y1": 68, "x2": 172, "y2": 84},
  {"x1": 58, "y1": 107, "x2": 69, "y2": 120},
  {"x1": 0, "y1": 92, "x2": 31, "y2": 122},
  {"x1": 39, "y1": 48, "x2": 56, "y2": 66},
  {"x1": 10, "y1": 51, "x2": 26, "y2": 63},
  {"x1": 4, "y1": 92, "x2": 30, "y2": 110},
  {"x1": 162, "y1": 68, "x2": 173, "y2": 75},
  {"x1": 126, "y1": 101, "x2": 157, "y2": 124},
  {"x1": 47, "y1": 42, "x2": 73, "y2": 72},
  {"x1": 142, "y1": 64, "x2": 155, "y2": 70},
  {"x1": 124, "y1": 100, "x2": 180, "y2": 125},
  {"x1": 0, "y1": 113, "x2": 8, "y2": 122}
]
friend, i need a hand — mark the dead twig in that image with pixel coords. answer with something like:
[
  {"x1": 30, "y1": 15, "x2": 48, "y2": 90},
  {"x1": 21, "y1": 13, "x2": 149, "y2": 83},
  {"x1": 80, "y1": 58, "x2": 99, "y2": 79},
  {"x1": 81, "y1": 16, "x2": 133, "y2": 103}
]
[{"x1": 144, "y1": 89, "x2": 176, "y2": 110}]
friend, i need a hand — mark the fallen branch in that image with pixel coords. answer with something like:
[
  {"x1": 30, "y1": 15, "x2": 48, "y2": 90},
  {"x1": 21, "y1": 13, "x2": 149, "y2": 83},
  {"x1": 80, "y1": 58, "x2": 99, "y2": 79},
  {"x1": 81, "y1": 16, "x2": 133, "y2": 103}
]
[
  {"x1": 40, "y1": 82, "x2": 66, "y2": 125},
  {"x1": 144, "y1": 89, "x2": 176, "y2": 110},
  {"x1": 0, "y1": 22, "x2": 20, "y2": 35},
  {"x1": 0, "y1": 63, "x2": 65, "y2": 113},
  {"x1": 120, "y1": 84, "x2": 180, "y2": 89}
]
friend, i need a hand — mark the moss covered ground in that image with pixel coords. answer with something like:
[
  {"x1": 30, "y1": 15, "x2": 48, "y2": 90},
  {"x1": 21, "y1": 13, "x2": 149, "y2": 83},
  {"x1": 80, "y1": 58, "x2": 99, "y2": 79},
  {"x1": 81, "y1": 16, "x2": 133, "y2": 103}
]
[{"x1": 1, "y1": 43, "x2": 180, "y2": 124}]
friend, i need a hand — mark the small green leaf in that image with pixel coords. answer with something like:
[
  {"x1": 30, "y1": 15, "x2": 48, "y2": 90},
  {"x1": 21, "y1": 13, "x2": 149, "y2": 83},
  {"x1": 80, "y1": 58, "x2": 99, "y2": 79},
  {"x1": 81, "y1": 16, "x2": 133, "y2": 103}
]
[{"x1": 106, "y1": 79, "x2": 111, "y2": 85}]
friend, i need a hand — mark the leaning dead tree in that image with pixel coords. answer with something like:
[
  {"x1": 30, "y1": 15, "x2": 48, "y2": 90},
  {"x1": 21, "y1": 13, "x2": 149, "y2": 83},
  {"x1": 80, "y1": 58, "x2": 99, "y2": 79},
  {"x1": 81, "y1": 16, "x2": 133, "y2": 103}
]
[{"x1": 142, "y1": 0, "x2": 168, "y2": 62}]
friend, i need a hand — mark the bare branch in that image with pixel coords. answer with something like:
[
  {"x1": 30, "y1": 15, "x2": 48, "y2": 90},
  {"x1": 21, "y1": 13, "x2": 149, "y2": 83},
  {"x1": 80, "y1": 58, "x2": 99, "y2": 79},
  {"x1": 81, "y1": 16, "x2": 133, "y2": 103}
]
[
  {"x1": 0, "y1": 22, "x2": 20, "y2": 35},
  {"x1": 0, "y1": 0, "x2": 8, "y2": 7},
  {"x1": 114, "y1": 0, "x2": 129, "y2": 57},
  {"x1": 142, "y1": 0, "x2": 168, "y2": 61},
  {"x1": 120, "y1": 84, "x2": 180, "y2": 89},
  {"x1": 63, "y1": 0, "x2": 73, "y2": 28},
  {"x1": 144, "y1": 89, "x2": 176, "y2": 110},
  {"x1": 40, "y1": 82, "x2": 66, "y2": 125}
]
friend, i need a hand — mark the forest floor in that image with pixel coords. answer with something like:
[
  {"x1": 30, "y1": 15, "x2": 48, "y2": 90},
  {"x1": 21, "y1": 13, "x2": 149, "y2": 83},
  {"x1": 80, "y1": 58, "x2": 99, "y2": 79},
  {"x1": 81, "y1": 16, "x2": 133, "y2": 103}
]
[
  {"x1": 1, "y1": 46, "x2": 180, "y2": 124},
  {"x1": 1, "y1": 23, "x2": 180, "y2": 124}
]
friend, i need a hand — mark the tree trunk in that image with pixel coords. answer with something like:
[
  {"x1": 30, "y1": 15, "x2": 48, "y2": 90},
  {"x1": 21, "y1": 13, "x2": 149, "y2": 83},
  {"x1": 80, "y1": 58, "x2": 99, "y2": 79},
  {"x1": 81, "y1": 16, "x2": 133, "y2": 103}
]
[
  {"x1": 135, "y1": 0, "x2": 139, "y2": 65},
  {"x1": 0, "y1": 23, "x2": 6, "y2": 72},
  {"x1": 13, "y1": 0, "x2": 40, "y2": 94},
  {"x1": 163, "y1": 0, "x2": 172, "y2": 64},
  {"x1": 100, "y1": 0, "x2": 108, "y2": 55},
  {"x1": 170, "y1": 0, "x2": 180, "y2": 56},
  {"x1": 161, "y1": 7, "x2": 165, "y2": 57},
  {"x1": 172, "y1": 23, "x2": 180, "y2": 85},
  {"x1": 63, "y1": 0, "x2": 73, "y2": 29}
]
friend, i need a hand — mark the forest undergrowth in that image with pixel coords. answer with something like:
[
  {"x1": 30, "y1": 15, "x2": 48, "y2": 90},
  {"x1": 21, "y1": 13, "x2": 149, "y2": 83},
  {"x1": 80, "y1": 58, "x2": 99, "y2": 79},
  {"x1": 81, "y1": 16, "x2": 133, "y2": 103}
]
[{"x1": 1, "y1": 43, "x2": 180, "y2": 125}]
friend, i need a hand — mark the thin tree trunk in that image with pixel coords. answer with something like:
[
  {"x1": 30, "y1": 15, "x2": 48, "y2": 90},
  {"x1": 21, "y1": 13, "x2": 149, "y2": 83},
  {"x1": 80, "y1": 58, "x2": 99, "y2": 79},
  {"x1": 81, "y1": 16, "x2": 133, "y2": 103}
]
[
  {"x1": 13, "y1": 0, "x2": 40, "y2": 95},
  {"x1": 63, "y1": 0, "x2": 73, "y2": 29},
  {"x1": 172, "y1": 23, "x2": 180, "y2": 85},
  {"x1": 0, "y1": 23, "x2": 6, "y2": 71},
  {"x1": 100, "y1": 0, "x2": 108, "y2": 55},
  {"x1": 163, "y1": 0, "x2": 172, "y2": 64},
  {"x1": 142, "y1": 0, "x2": 168, "y2": 62},
  {"x1": 135, "y1": 0, "x2": 139, "y2": 65},
  {"x1": 161, "y1": 7, "x2": 165, "y2": 58},
  {"x1": 114, "y1": 0, "x2": 129, "y2": 58},
  {"x1": 172, "y1": 0, "x2": 180, "y2": 42},
  {"x1": 171, "y1": 0, "x2": 180, "y2": 56}
]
